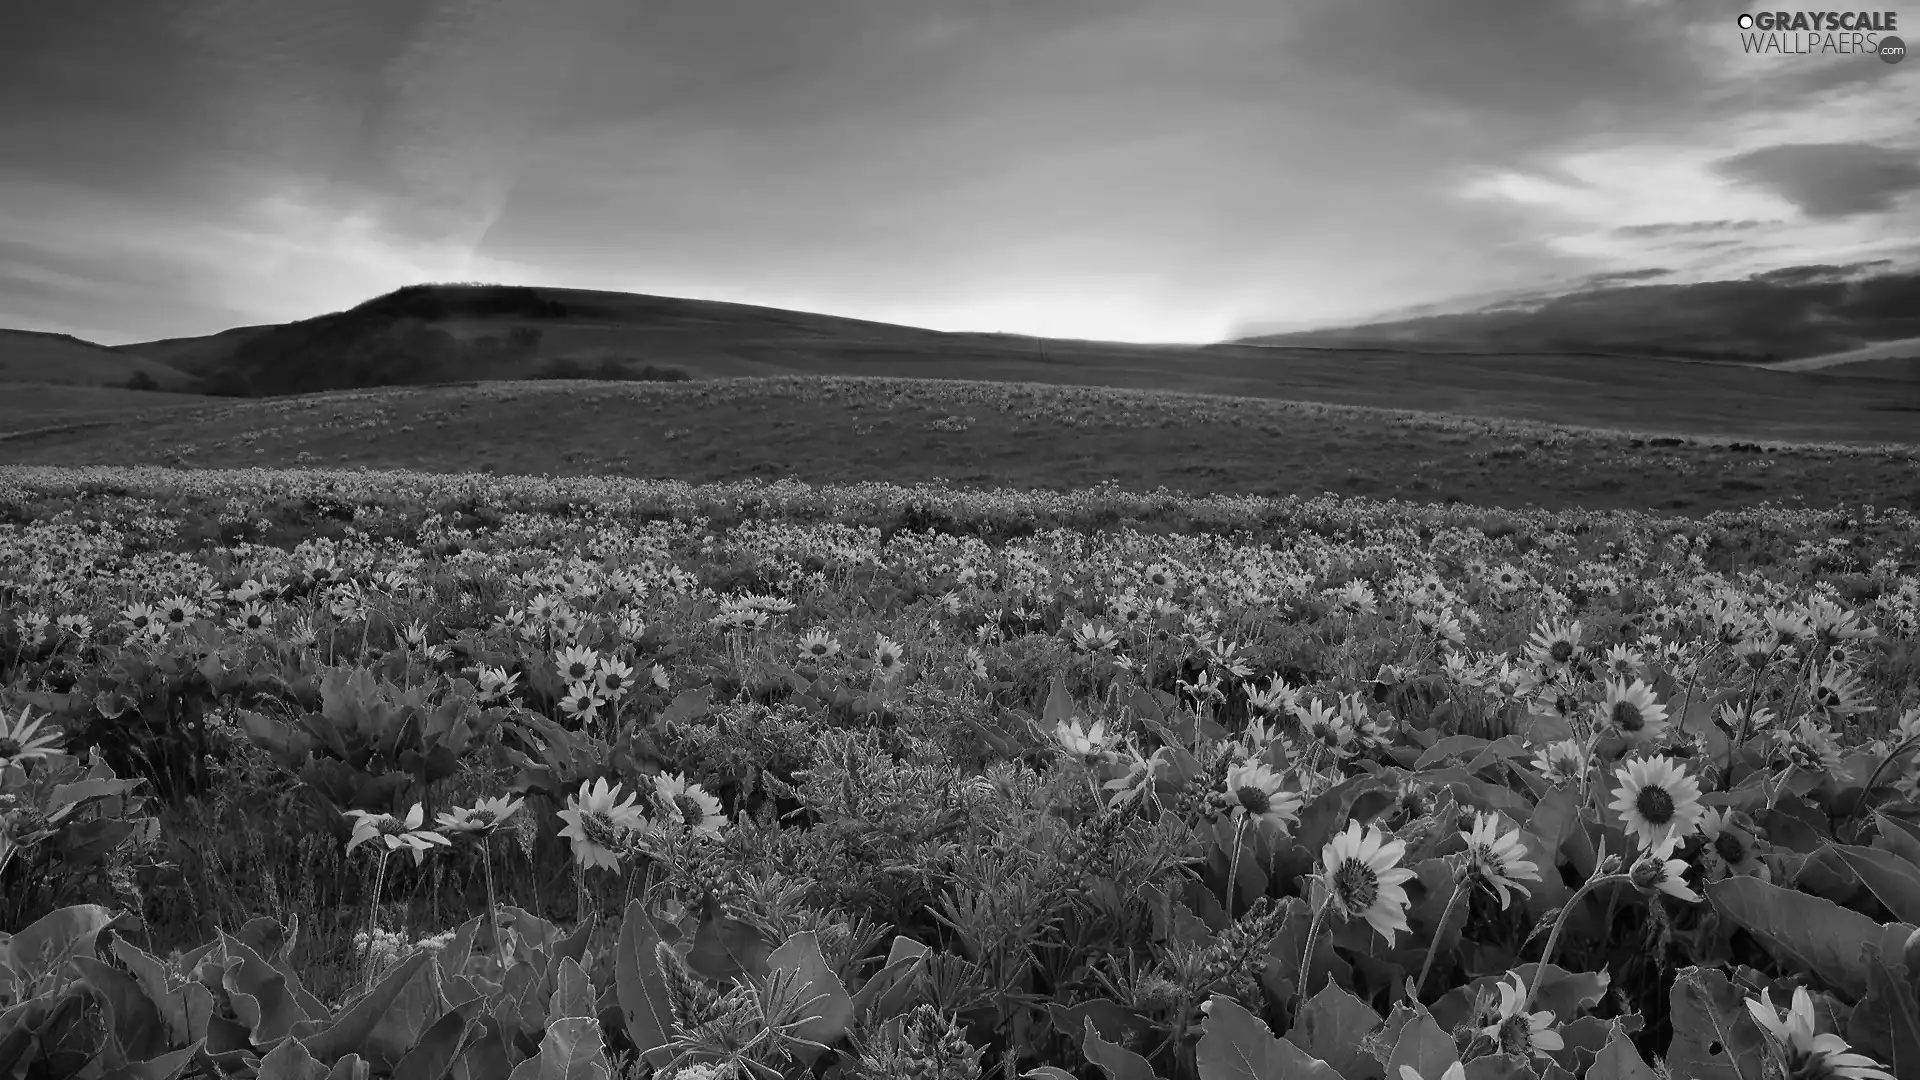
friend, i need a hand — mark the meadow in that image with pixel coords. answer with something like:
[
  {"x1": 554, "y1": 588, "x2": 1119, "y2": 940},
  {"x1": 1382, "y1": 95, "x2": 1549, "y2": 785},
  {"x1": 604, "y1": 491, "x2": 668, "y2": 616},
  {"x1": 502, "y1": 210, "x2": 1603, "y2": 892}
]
[
  {"x1": 2, "y1": 461, "x2": 1919, "y2": 1080},
  {"x1": 4, "y1": 376, "x2": 1920, "y2": 515}
]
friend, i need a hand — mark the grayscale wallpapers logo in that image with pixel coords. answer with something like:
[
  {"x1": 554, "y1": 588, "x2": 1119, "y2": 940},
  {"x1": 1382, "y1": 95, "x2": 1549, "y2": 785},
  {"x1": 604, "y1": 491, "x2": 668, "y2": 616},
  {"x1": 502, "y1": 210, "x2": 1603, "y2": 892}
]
[{"x1": 1734, "y1": 11, "x2": 1906, "y2": 61}]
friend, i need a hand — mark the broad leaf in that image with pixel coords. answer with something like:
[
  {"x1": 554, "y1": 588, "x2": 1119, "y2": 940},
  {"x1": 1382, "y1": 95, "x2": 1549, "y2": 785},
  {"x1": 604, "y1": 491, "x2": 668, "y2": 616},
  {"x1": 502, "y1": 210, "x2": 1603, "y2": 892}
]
[
  {"x1": 764, "y1": 931, "x2": 854, "y2": 1065},
  {"x1": 1666, "y1": 967, "x2": 1769, "y2": 1080},
  {"x1": 1197, "y1": 995, "x2": 1339, "y2": 1080}
]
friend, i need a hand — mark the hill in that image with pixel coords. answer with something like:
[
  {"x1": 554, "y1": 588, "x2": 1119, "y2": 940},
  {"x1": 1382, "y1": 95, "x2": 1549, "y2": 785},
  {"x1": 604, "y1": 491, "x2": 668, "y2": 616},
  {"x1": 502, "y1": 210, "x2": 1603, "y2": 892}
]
[
  {"x1": 1765, "y1": 335, "x2": 1920, "y2": 374},
  {"x1": 1, "y1": 377, "x2": 1915, "y2": 515},
  {"x1": 1236, "y1": 264, "x2": 1920, "y2": 363},
  {"x1": 0, "y1": 329, "x2": 202, "y2": 390},
  {"x1": 69, "y1": 283, "x2": 1916, "y2": 444}
]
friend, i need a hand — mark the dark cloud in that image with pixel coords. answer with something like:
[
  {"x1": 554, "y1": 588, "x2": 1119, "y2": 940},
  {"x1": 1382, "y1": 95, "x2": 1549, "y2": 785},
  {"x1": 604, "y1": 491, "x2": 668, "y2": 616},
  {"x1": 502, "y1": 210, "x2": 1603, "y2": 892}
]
[
  {"x1": 1612, "y1": 220, "x2": 1768, "y2": 237},
  {"x1": 1714, "y1": 143, "x2": 1920, "y2": 218}
]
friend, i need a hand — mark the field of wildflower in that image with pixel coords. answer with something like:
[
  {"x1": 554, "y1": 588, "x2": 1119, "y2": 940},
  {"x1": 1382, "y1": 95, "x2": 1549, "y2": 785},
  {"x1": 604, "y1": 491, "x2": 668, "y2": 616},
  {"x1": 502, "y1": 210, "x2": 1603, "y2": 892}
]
[{"x1": 2, "y1": 463, "x2": 1920, "y2": 1080}]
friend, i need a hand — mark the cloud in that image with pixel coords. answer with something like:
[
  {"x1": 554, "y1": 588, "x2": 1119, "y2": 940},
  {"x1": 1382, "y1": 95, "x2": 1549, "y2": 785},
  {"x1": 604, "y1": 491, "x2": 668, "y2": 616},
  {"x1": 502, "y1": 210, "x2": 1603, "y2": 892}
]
[{"x1": 1713, "y1": 142, "x2": 1920, "y2": 218}]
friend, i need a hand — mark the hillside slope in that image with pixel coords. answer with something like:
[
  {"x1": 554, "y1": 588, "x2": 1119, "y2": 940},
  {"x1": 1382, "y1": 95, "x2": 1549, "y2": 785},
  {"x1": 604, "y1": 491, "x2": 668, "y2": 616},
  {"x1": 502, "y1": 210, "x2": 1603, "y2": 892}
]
[{"x1": 0, "y1": 329, "x2": 202, "y2": 390}]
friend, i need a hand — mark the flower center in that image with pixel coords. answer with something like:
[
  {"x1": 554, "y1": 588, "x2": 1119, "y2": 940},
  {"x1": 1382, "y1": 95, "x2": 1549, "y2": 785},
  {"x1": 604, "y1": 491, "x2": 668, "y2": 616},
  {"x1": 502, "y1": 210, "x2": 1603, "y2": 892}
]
[
  {"x1": 1814, "y1": 687, "x2": 1839, "y2": 708},
  {"x1": 471, "y1": 809, "x2": 497, "y2": 827},
  {"x1": 1635, "y1": 785, "x2": 1676, "y2": 825},
  {"x1": 375, "y1": 817, "x2": 409, "y2": 837},
  {"x1": 579, "y1": 811, "x2": 621, "y2": 848},
  {"x1": 1549, "y1": 640, "x2": 1574, "y2": 663},
  {"x1": 1713, "y1": 832, "x2": 1746, "y2": 865},
  {"x1": 1332, "y1": 858, "x2": 1379, "y2": 913},
  {"x1": 1235, "y1": 785, "x2": 1272, "y2": 816},
  {"x1": 0, "y1": 737, "x2": 23, "y2": 757},
  {"x1": 1497, "y1": 1015, "x2": 1533, "y2": 1057},
  {"x1": 1612, "y1": 701, "x2": 1645, "y2": 732},
  {"x1": 673, "y1": 794, "x2": 706, "y2": 826}
]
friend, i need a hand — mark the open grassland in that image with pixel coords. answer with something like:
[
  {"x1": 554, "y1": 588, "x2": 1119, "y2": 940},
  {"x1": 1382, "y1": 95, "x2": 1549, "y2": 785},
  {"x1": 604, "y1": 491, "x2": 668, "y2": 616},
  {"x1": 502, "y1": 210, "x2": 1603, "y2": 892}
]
[
  {"x1": 2, "y1": 465, "x2": 1920, "y2": 1079},
  {"x1": 3, "y1": 376, "x2": 1919, "y2": 515}
]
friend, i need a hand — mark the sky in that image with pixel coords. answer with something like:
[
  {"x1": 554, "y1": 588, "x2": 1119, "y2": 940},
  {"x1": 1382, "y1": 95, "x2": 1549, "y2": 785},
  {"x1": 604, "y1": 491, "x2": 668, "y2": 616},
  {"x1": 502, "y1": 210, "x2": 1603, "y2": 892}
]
[{"x1": 1, "y1": 0, "x2": 1916, "y2": 346}]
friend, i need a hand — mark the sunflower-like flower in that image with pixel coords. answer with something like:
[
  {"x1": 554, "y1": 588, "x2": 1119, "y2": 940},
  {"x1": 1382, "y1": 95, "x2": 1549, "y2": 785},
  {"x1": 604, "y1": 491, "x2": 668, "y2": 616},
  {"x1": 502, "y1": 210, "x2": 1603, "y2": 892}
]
[
  {"x1": 797, "y1": 628, "x2": 839, "y2": 661},
  {"x1": 1806, "y1": 662, "x2": 1871, "y2": 719},
  {"x1": 653, "y1": 772, "x2": 728, "y2": 839},
  {"x1": 1628, "y1": 835, "x2": 1700, "y2": 903},
  {"x1": 1297, "y1": 699, "x2": 1356, "y2": 760},
  {"x1": 343, "y1": 803, "x2": 452, "y2": 866},
  {"x1": 556, "y1": 779, "x2": 645, "y2": 871},
  {"x1": 1222, "y1": 761, "x2": 1303, "y2": 837},
  {"x1": 1479, "y1": 971, "x2": 1565, "y2": 1060},
  {"x1": 1696, "y1": 807, "x2": 1770, "y2": 883},
  {"x1": 1746, "y1": 986, "x2": 1893, "y2": 1080},
  {"x1": 1597, "y1": 678, "x2": 1669, "y2": 746},
  {"x1": 1054, "y1": 717, "x2": 1118, "y2": 767},
  {"x1": 872, "y1": 634, "x2": 907, "y2": 682},
  {"x1": 1316, "y1": 821, "x2": 1417, "y2": 946},
  {"x1": 0, "y1": 706, "x2": 64, "y2": 769},
  {"x1": 1609, "y1": 756, "x2": 1704, "y2": 852},
  {"x1": 1460, "y1": 813, "x2": 1541, "y2": 910},
  {"x1": 1524, "y1": 617, "x2": 1583, "y2": 669},
  {"x1": 1531, "y1": 739, "x2": 1589, "y2": 787},
  {"x1": 435, "y1": 794, "x2": 524, "y2": 836}
]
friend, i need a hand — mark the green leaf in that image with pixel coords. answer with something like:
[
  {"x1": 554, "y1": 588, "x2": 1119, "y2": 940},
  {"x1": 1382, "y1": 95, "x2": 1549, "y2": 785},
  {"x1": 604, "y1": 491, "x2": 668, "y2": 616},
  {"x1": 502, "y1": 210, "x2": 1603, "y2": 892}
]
[
  {"x1": 506, "y1": 1016, "x2": 610, "y2": 1080},
  {"x1": 1586, "y1": 1029, "x2": 1659, "y2": 1080},
  {"x1": 1849, "y1": 961, "x2": 1920, "y2": 1080},
  {"x1": 1286, "y1": 982, "x2": 1384, "y2": 1080},
  {"x1": 1875, "y1": 813, "x2": 1920, "y2": 871},
  {"x1": 546, "y1": 958, "x2": 595, "y2": 1021},
  {"x1": 848, "y1": 936, "x2": 928, "y2": 1022},
  {"x1": 301, "y1": 952, "x2": 433, "y2": 1066},
  {"x1": 764, "y1": 931, "x2": 854, "y2": 1066},
  {"x1": 1705, "y1": 877, "x2": 1913, "y2": 1000},
  {"x1": 256, "y1": 1036, "x2": 332, "y2": 1080},
  {"x1": 1666, "y1": 967, "x2": 1769, "y2": 1080},
  {"x1": 613, "y1": 901, "x2": 674, "y2": 1071},
  {"x1": 390, "y1": 1004, "x2": 478, "y2": 1080},
  {"x1": 1024, "y1": 1070, "x2": 1080, "y2": 1080},
  {"x1": 217, "y1": 931, "x2": 316, "y2": 1047},
  {"x1": 96, "y1": 1040, "x2": 205, "y2": 1080},
  {"x1": 1827, "y1": 844, "x2": 1920, "y2": 923},
  {"x1": 1197, "y1": 996, "x2": 1339, "y2": 1080},
  {"x1": 4, "y1": 904, "x2": 122, "y2": 994},
  {"x1": 70, "y1": 955, "x2": 166, "y2": 1062},
  {"x1": 1082, "y1": 1016, "x2": 1161, "y2": 1080},
  {"x1": 1384, "y1": 1009, "x2": 1459, "y2": 1080}
]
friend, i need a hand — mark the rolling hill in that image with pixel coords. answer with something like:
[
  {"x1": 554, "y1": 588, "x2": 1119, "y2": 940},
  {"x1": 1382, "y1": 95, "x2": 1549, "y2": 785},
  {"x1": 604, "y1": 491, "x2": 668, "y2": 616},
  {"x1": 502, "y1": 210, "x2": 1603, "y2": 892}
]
[{"x1": 0, "y1": 329, "x2": 201, "y2": 390}]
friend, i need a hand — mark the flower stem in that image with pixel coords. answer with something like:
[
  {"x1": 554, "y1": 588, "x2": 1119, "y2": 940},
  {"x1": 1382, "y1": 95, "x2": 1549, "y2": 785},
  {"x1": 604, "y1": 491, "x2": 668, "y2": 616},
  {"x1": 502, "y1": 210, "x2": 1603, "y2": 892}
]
[
  {"x1": 1525, "y1": 873, "x2": 1628, "y2": 1013},
  {"x1": 1296, "y1": 900, "x2": 1332, "y2": 1015},
  {"x1": 1223, "y1": 816, "x2": 1249, "y2": 919},
  {"x1": 1414, "y1": 881, "x2": 1467, "y2": 1002},
  {"x1": 481, "y1": 838, "x2": 507, "y2": 978},
  {"x1": 1852, "y1": 733, "x2": 1920, "y2": 823},
  {"x1": 364, "y1": 850, "x2": 391, "y2": 996}
]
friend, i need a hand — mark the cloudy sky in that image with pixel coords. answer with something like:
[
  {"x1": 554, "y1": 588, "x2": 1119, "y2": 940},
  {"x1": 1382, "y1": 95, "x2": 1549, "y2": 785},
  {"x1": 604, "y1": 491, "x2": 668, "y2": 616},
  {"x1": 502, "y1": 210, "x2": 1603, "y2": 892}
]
[{"x1": 2, "y1": 0, "x2": 1916, "y2": 345}]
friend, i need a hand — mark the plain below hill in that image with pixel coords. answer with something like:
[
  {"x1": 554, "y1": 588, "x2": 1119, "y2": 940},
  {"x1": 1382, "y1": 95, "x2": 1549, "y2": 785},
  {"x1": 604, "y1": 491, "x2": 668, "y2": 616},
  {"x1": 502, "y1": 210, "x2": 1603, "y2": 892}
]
[{"x1": 0, "y1": 329, "x2": 201, "y2": 391}]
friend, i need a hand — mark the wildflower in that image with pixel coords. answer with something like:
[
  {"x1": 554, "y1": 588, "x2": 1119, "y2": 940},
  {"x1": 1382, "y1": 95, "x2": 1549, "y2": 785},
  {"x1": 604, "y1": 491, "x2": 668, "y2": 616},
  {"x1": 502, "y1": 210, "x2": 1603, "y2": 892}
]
[
  {"x1": 1222, "y1": 761, "x2": 1303, "y2": 836},
  {"x1": 1598, "y1": 678, "x2": 1670, "y2": 745},
  {"x1": 1531, "y1": 739, "x2": 1588, "y2": 787},
  {"x1": 1479, "y1": 972, "x2": 1565, "y2": 1059},
  {"x1": 1628, "y1": 835, "x2": 1700, "y2": 903},
  {"x1": 648, "y1": 663, "x2": 671, "y2": 691},
  {"x1": 1104, "y1": 737, "x2": 1172, "y2": 809},
  {"x1": 1244, "y1": 675, "x2": 1297, "y2": 717},
  {"x1": 1071, "y1": 622, "x2": 1118, "y2": 653},
  {"x1": 1806, "y1": 662, "x2": 1871, "y2": 718},
  {"x1": 343, "y1": 804, "x2": 451, "y2": 866},
  {"x1": 963, "y1": 646, "x2": 989, "y2": 680},
  {"x1": 1525, "y1": 617, "x2": 1583, "y2": 668},
  {"x1": 1054, "y1": 717, "x2": 1117, "y2": 767},
  {"x1": 477, "y1": 666, "x2": 520, "y2": 701},
  {"x1": 1777, "y1": 717, "x2": 1845, "y2": 774},
  {"x1": 797, "y1": 628, "x2": 840, "y2": 661},
  {"x1": 557, "y1": 684, "x2": 603, "y2": 722},
  {"x1": 555, "y1": 779, "x2": 644, "y2": 870},
  {"x1": 554, "y1": 645, "x2": 597, "y2": 685},
  {"x1": 594, "y1": 655, "x2": 635, "y2": 700},
  {"x1": 1746, "y1": 987, "x2": 1893, "y2": 1080},
  {"x1": 1490, "y1": 563, "x2": 1526, "y2": 594},
  {"x1": 1599, "y1": 644, "x2": 1643, "y2": 681},
  {"x1": 435, "y1": 795, "x2": 524, "y2": 836},
  {"x1": 1316, "y1": 821, "x2": 1417, "y2": 946},
  {"x1": 1696, "y1": 808, "x2": 1769, "y2": 883},
  {"x1": 653, "y1": 772, "x2": 727, "y2": 838},
  {"x1": 1609, "y1": 756, "x2": 1704, "y2": 852},
  {"x1": 0, "y1": 706, "x2": 63, "y2": 768},
  {"x1": 1460, "y1": 813, "x2": 1541, "y2": 909},
  {"x1": 1298, "y1": 699, "x2": 1355, "y2": 759},
  {"x1": 872, "y1": 635, "x2": 906, "y2": 681},
  {"x1": 227, "y1": 601, "x2": 273, "y2": 634}
]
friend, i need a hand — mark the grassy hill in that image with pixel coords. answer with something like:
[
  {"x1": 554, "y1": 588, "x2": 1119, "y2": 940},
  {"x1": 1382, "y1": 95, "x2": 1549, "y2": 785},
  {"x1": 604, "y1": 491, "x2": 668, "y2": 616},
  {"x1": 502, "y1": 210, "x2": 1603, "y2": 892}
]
[
  {"x1": 77, "y1": 283, "x2": 1919, "y2": 445},
  {"x1": 1, "y1": 376, "x2": 1915, "y2": 515},
  {"x1": 0, "y1": 329, "x2": 201, "y2": 390}
]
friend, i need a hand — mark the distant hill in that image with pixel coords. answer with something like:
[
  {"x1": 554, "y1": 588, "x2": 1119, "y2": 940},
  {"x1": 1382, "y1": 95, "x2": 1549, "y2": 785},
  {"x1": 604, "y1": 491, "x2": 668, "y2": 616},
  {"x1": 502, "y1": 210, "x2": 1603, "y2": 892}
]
[
  {"x1": 1236, "y1": 264, "x2": 1920, "y2": 363},
  {"x1": 0, "y1": 329, "x2": 201, "y2": 391}
]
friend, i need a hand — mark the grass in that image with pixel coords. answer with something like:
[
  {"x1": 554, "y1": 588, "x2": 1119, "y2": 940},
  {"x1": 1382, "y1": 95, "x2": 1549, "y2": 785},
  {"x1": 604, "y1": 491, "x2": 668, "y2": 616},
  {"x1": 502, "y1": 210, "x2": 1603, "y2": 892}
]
[{"x1": 2, "y1": 375, "x2": 1917, "y2": 515}]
